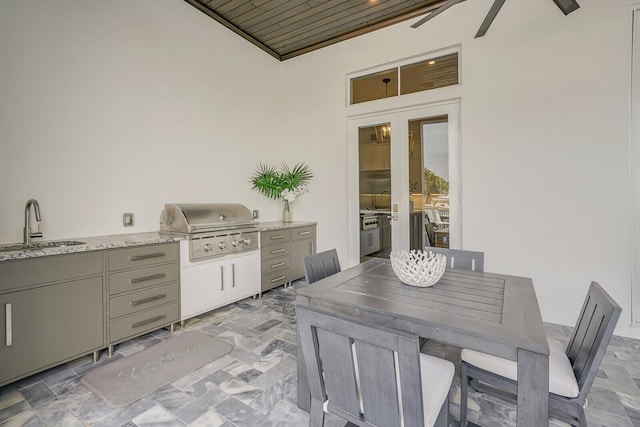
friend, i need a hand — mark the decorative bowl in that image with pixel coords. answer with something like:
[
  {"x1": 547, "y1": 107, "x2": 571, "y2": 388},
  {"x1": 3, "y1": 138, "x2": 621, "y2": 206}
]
[{"x1": 390, "y1": 250, "x2": 447, "y2": 287}]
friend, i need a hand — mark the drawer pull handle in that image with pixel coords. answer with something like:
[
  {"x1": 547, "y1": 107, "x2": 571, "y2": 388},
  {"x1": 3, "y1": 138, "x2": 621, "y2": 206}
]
[
  {"x1": 270, "y1": 235, "x2": 286, "y2": 240},
  {"x1": 298, "y1": 231, "x2": 311, "y2": 236},
  {"x1": 132, "y1": 314, "x2": 166, "y2": 329},
  {"x1": 271, "y1": 275, "x2": 286, "y2": 283},
  {"x1": 271, "y1": 262, "x2": 286, "y2": 268},
  {"x1": 131, "y1": 273, "x2": 166, "y2": 284},
  {"x1": 5, "y1": 303, "x2": 12, "y2": 347},
  {"x1": 130, "y1": 252, "x2": 165, "y2": 261},
  {"x1": 130, "y1": 293, "x2": 167, "y2": 307},
  {"x1": 271, "y1": 248, "x2": 286, "y2": 254}
]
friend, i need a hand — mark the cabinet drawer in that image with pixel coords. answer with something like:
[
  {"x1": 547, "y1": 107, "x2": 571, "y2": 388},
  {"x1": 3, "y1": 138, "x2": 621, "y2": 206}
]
[
  {"x1": 261, "y1": 229, "x2": 290, "y2": 245},
  {"x1": 0, "y1": 251, "x2": 103, "y2": 292},
  {"x1": 108, "y1": 243, "x2": 178, "y2": 271},
  {"x1": 291, "y1": 225, "x2": 315, "y2": 241},
  {"x1": 109, "y1": 302, "x2": 179, "y2": 343},
  {"x1": 261, "y1": 242, "x2": 290, "y2": 261},
  {"x1": 261, "y1": 269, "x2": 290, "y2": 291},
  {"x1": 109, "y1": 283, "x2": 179, "y2": 319},
  {"x1": 261, "y1": 256, "x2": 289, "y2": 274},
  {"x1": 109, "y1": 263, "x2": 179, "y2": 295}
]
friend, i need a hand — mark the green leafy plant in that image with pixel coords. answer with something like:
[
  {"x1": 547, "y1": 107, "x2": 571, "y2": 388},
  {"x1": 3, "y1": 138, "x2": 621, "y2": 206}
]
[
  {"x1": 250, "y1": 162, "x2": 313, "y2": 202},
  {"x1": 423, "y1": 167, "x2": 449, "y2": 195}
]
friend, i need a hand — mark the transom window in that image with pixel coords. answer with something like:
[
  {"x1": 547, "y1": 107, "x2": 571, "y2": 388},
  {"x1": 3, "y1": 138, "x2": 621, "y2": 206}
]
[{"x1": 350, "y1": 52, "x2": 459, "y2": 105}]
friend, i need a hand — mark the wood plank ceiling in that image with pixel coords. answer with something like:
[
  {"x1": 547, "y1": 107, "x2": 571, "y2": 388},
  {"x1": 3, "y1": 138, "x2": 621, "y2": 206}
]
[{"x1": 185, "y1": 0, "x2": 448, "y2": 61}]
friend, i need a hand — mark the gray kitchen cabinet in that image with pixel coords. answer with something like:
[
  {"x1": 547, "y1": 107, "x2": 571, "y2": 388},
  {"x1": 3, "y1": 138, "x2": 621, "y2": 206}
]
[
  {"x1": 260, "y1": 224, "x2": 316, "y2": 295},
  {"x1": 410, "y1": 212, "x2": 423, "y2": 250},
  {"x1": 107, "y1": 242, "x2": 180, "y2": 354},
  {"x1": 289, "y1": 225, "x2": 316, "y2": 280},
  {"x1": 0, "y1": 252, "x2": 104, "y2": 387},
  {"x1": 360, "y1": 228, "x2": 381, "y2": 256},
  {"x1": 260, "y1": 228, "x2": 291, "y2": 294},
  {"x1": 360, "y1": 141, "x2": 390, "y2": 171},
  {"x1": 378, "y1": 214, "x2": 392, "y2": 258}
]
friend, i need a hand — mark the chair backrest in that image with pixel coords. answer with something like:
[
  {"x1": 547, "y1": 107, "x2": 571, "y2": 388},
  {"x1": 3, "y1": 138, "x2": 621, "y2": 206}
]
[
  {"x1": 566, "y1": 281, "x2": 621, "y2": 402},
  {"x1": 296, "y1": 305, "x2": 425, "y2": 426},
  {"x1": 302, "y1": 249, "x2": 341, "y2": 284},
  {"x1": 426, "y1": 248, "x2": 484, "y2": 272}
]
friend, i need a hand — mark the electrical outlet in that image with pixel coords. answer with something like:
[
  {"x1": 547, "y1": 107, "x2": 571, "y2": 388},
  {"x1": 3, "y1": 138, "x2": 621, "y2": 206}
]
[{"x1": 123, "y1": 213, "x2": 134, "y2": 227}]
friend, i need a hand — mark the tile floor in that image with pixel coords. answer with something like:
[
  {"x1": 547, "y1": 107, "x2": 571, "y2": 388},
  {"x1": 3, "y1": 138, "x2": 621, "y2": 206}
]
[{"x1": 1, "y1": 280, "x2": 640, "y2": 426}]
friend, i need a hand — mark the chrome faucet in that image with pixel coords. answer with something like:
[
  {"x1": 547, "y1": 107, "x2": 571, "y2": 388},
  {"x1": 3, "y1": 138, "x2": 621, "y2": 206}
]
[{"x1": 24, "y1": 199, "x2": 43, "y2": 244}]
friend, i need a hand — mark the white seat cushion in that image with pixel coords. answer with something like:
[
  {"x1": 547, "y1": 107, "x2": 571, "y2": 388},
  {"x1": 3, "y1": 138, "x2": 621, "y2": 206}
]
[
  {"x1": 420, "y1": 353, "x2": 455, "y2": 427},
  {"x1": 460, "y1": 337, "x2": 579, "y2": 398}
]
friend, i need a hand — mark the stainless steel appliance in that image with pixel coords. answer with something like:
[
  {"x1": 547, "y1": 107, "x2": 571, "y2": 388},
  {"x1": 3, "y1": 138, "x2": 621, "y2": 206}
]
[
  {"x1": 160, "y1": 203, "x2": 259, "y2": 261},
  {"x1": 361, "y1": 215, "x2": 379, "y2": 230},
  {"x1": 160, "y1": 203, "x2": 261, "y2": 323}
]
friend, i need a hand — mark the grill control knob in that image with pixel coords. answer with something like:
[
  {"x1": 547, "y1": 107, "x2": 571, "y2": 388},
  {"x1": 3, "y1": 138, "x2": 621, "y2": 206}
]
[
  {"x1": 203, "y1": 243, "x2": 212, "y2": 252},
  {"x1": 243, "y1": 238, "x2": 251, "y2": 245},
  {"x1": 231, "y1": 240, "x2": 239, "y2": 247},
  {"x1": 218, "y1": 242, "x2": 226, "y2": 250}
]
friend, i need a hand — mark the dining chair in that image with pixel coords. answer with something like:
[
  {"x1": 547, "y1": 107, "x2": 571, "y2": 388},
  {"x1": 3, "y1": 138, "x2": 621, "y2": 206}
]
[
  {"x1": 426, "y1": 248, "x2": 484, "y2": 272},
  {"x1": 459, "y1": 281, "x2": 621, "y2": 427},
  {"x1": 297, "y1": 305, "x2": 455, "y2": 427},
  {"x1": 302, "y1": 249, "x2": 341, "y2": 284}
]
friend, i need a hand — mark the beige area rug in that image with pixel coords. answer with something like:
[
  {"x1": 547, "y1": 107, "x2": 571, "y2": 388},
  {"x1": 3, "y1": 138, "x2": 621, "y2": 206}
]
[{"x1": 82, "y1": 331, "x2": 233, "y2": 407}]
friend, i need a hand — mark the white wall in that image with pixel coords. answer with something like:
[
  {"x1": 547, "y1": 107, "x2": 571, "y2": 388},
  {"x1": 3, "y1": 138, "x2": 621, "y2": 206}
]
[
  {"x1": 0, "y1": 0, "x2": 282, "y2": 242},
  {"x1": 281, "y1": 0, "x2": 637, "y2": 337}
]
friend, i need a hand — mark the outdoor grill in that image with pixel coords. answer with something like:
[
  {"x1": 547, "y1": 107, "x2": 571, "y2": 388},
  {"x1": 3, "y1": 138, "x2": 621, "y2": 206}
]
[{"x1": 160, "y1": 203, "x2": 259, "y2": 261}]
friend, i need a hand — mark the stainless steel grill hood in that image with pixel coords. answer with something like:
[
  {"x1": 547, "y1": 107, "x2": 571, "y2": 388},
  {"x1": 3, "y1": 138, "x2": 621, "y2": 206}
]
[{"x1": 160, "y1": 203, "x2": 256, "y2": 234}]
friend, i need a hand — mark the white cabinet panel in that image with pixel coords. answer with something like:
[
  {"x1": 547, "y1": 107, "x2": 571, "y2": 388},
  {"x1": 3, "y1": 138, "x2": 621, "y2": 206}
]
[{"x1": 180, "y1": 241, "x2": 260, "y2": 321}]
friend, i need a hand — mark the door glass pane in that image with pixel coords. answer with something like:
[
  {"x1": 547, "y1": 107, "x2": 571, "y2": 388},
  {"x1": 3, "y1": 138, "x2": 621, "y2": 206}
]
[
  {"x1": 408, "y1": 116, "x2": 449, "y2": 250},
  {"x1": 359, "y1": 123, "x2": 392, "y2": 260}
]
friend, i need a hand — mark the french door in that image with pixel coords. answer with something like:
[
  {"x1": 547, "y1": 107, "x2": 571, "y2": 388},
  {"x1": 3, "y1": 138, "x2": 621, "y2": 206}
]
[{"x1": 347, "y1": 101, "x2": 461, "y2": 267}]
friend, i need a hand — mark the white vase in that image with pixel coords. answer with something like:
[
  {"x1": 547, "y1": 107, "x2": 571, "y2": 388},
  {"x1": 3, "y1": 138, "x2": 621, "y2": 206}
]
[{"x1": 282, "y1": 200, "x2": 292, "y2": 222}]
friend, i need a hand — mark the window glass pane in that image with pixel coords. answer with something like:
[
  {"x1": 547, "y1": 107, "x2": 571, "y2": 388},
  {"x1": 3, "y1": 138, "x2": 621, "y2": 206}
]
[
  {"x1": 400, "y1": 53, "x2": 459, "y2": 95},
  {"x1": 351, "y1": 69, "x2": 398, "y2": 104}
]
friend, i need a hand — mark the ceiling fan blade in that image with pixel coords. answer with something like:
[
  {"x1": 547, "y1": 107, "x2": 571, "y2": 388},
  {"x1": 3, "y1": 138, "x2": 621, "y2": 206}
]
[
  {"x1": 552, "y1": 0, "x2": 580, "y2": 15},
  {"x1": 475, "y1": 0, "x2": 506, "y2": 38},
  {"x1": 411, "y1": 0, "x2": 464, "y2": 28}
]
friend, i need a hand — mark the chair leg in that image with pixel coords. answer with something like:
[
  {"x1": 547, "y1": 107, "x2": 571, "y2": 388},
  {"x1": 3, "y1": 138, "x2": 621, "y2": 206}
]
[
  {"x1": 435, "y1": 393, "x2": 450, "y2": 427},
  {"x1": 309, "y1": 398, "x2": 325, "y2": 427},
  {"x1": 576, "y1": 406, "x2": 587, "y2": 427},
  {"x1": 460, "y1": 362, "x2": 469, "y2": 427}
]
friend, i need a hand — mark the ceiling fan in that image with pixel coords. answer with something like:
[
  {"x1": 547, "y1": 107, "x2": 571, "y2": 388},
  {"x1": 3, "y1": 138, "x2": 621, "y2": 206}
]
[{"x1": 411, "y1": 0, "x2": 580, "y2": 38}]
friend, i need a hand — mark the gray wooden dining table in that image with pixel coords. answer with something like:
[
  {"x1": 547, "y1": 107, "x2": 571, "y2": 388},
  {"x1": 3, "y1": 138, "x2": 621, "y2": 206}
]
[{"x1": 295, "y1": 258, "x2": 550, "y2": 426}]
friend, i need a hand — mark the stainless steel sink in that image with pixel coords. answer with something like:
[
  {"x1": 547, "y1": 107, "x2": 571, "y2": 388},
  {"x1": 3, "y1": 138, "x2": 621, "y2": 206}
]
[{"x1": 0, "y1": 240, "x2": 86, "y2": 252}]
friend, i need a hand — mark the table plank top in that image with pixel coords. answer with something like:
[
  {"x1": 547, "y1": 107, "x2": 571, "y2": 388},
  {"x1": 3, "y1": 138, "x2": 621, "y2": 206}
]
[{"x1": 296, "y1": 259, "x2": 549, "y2": 359}]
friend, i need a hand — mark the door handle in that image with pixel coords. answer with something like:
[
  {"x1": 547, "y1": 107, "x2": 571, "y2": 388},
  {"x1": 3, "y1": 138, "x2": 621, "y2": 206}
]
[
  {"x1": 130, "y1": 252, "x2": 165, "y2": 261},
  {"x1": 220, "y1": 265, "x2": 224, "y2": 291},
  {"x1": 5, "y1": 303, "x2": 12, "y2": 347},
  {"x1": 231, "y1": 263, "x2": 235, "y2": 287},
  {"x1": 130, "y1": 273, "x2": 166, "y2": 284}
]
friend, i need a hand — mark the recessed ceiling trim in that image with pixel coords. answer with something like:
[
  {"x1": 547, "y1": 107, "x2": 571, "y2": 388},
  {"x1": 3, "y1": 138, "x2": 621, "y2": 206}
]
[
  {"x1": 185, "y1": 0, "x2": 281, "y2": 60},
  {"x1": 186, "y1": 0, "x2": 452, "y2": 61}
]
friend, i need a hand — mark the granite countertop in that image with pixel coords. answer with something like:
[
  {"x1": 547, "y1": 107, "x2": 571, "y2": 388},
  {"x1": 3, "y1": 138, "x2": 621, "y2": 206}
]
[
  {"x1": 0, "y1": 232, "x2": 185, "y2": 262},
  {"x1": 257, "y1": 221, "x2": 316, "y2": 231},
  {"x1": 0, "y1": 221, "x2": 318, "y2": 262}
]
